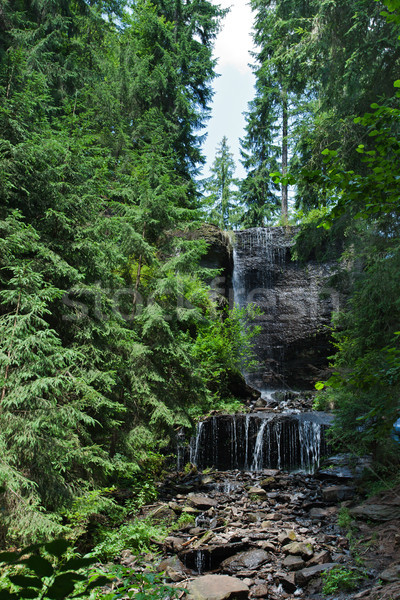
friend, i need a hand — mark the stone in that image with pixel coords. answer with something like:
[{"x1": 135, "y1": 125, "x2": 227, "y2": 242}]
[
  {"x1": 279, "y1": 573, "x2": 297, "y2": 593},
  {"x1": 248, "y1": 487, "x2": 267, "y2": 497},
  {"x1": 380, "y1": 565, "x2": 400, "y2": 583},
  {"x1": 282, "y1": 542, "x2": 314, "y2": 558},
  {"x1": 262, "y1": 469, "x2": 280, "y2": 477},
  {"x1": 186, "y1": 574, "x2": 249, "y2": 600},
  {"x1": 306, "y1": 550, "x2": 331, "y2": 567},
  {"x1": 261, "y1": 521, "x2": 275, "y2": 529},
  {"x1": 350, "y1": 503, "x2": 400, "y2": 522},
  {"x1": 157, "y1": 556, "x2": 190, "y2": 582},
  {"x1": 282, "y1": 555, "x2": 305, "y2": 570},
  {"x1": 252, "y1": 583, "x2": 269, "y2": 597},
  {"x1": 182, "y1": 506, "x2": 200, "y2": 514},
  {"x1": 164, "y1": 536, "x2": 185, "y2": 552},
  {"x1": 322, "y1": 485, "x2": 355, "y2": 502},
  {"x1": 257, "y1": 541, "x2": 276, "y2": 552},
  {"x1": 168, "y1": 501, "x2": 183, "y2": 513},
  {"x1": 148, "y1": 504, "x2": 176, "y2": 523},
  {"x1": 294, "y1": 563, "x2": 339, "y2": 586},
  {"x1": 120, "y1": 549, "x2": 136, "y2": 567},
  {"x1": 221, "y1": 549, "x2": 270, "y2": 573},
  {"x1": 309, "y1": 506, "x2": 338, "y2": 520},
  {"x1": 278, "y1": 530, "x2": 297, "y2": 545},
  {"x1": 260, "y1": 477, "x2": 276, "y2": 488},
  {"x1": 201, "y1": 475, "x2": 214, "y2": 485},
  {"x1": 188, "y1": 494, "x2": 218, "y2": 509}
]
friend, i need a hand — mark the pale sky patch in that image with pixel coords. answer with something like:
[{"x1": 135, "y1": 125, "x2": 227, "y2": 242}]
[
  {"x1": 214, "y1": 0, "x2": 255, "y2": 74},
  {"x1": 201, "y1": 0, "x2": 256, "y2": 180}
]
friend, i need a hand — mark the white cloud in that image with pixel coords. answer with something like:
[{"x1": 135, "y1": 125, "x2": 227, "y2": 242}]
[{"x1": 213, "y1": 0, "x2": 255, "y2": 74}]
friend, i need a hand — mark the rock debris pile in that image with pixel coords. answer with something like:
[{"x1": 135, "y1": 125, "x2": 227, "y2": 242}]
[{"x1": 138, "y1": 467, "x2": 363, "y2": 599}]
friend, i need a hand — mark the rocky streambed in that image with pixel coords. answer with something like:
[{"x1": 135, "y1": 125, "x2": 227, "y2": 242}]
[{"x1": 107, "y1": 458, "x2": 395, "y2": 600}]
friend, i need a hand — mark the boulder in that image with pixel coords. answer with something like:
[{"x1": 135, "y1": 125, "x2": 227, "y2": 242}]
[
  {"x1": 157, "y1": 556, "x2": 190, "y2": 582},
  {"x1": 379, "y1": 565, "x2": 400, "y2": 583},
  {"x1": 188, "y1": 494, "x2": 218, "y2": 510},
  {"x1": 248, "y1": 487, "x2": 267, "y2": 498},
  {"x1": 282, "y1": 541, "x2": 314, "y2": 559},
  {"x1": 221, "y1": 549, "x2": 270, "y2": 573},
  {"x1": 186, "y1": 574, "x2": 249, "y2": 600},
  {"x1": 294, "y1": 563, "x2": 339, "y2": 586},
  {"x1": 350, "y1": 504, "x2": 400, "y2": 522},
  {"x1": 282, "y1": 555, "x2": 305, "y2": 570},
  {"x1": 322, "y1": 485, "x2": 355, "y2": 502}
]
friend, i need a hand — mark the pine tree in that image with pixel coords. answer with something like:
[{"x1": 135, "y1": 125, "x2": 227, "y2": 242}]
[{"x1": 203, "y1": 136, "x2": 240, "y2": 229}]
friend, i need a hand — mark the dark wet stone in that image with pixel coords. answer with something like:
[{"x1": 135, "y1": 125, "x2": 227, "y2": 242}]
[
  {"x1": 322, "y1": 485, "x2": 355, "y2": 502},
  {"x1": 350, "y1": 504, "x2": 400, "y2": 522},
  {"x1": 379, "y1": 564, "x2": 400, "y2": 583}
]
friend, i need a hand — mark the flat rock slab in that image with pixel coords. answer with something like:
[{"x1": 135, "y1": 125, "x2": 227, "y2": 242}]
[
  {"x1": 188, "y1": 494, "x2": 218, "y2": 509},
  {"x1": 322, "y1": 485, "x2": 355, "y2": 502},
  {"x1": 221, "y1": 549, "x2": 270, "y2": 572},
  {"x1": 282, "y1": 555, "x2": 305, "y2": 570},
  {"x1": 186, "y1": 574, "x2": 249, "y2": 600},
  {"x1": 350, "y1": 504, "x2": 400, "y2": 522}
]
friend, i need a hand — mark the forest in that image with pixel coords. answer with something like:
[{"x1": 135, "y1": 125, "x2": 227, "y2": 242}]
[{"x1": 0, "y1": 0, "x2": 400, "y2": 597}]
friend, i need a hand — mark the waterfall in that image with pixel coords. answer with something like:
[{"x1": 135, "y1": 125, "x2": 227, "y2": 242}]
[
  {"x1": 232, "y1": 226, "x2": 337, "y2": 390},
  {"x1": 176, "y1": 227, "x2": 337, "y2": 474},
  {"x1": 251, "y1": 420, "x2": 268, "y2": 471},
  {"x1": 180, "y1": 413, "x2": 331, "y2": 473}
]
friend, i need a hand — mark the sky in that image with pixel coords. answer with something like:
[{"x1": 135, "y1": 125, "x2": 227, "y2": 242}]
[{"x1": 201, "y1": 0, "x2": 256, "y2": 181}]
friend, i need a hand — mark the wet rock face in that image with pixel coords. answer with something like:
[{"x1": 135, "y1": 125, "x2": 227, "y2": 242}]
[{"x1": 233, "y1": 227, "x2": 341, "y2": 389}]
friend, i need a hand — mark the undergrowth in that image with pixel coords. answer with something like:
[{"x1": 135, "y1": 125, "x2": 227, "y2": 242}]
[{"x1": 322, "y1": 566, "x2": 363, "y2": 595}]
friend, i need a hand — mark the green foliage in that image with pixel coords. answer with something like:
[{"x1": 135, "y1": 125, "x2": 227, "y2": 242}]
[
  {"x1": 337, "y1": 507, "x2": 354, "y2": 531},
  {"x1": 0, "y1": 0, "x2": 230, "y2": 544},
  {"x1": 213, "y1": 398, "x2": 246, "y2": 414},
  {"x1": 0, "y1": 539, "x2": 109, "y2": 600},
  {"x1": 191, "y1": 305, "x2": 261, "y2": 409},
  {"x1": 292, "y1": 208, "x2": 346, "y2": 263},
  {"x1": 101, "y1": 569, "x2": 182, "y2": 600},
  {"x1": 62, "y1": 489, "x2": 123, "y2": 540},
  {"x1": 91, "y1": 519, "x2": 167, "y2": 561},
  {"x1": 174, "y1": 513, "x2": 196, "y2": 528},
  {"x1": 202, "y1": 136, "x2": 241, "y2": 229},
  {"x1": 322, "y1": 566, "x2": 363, "y2": 595}
]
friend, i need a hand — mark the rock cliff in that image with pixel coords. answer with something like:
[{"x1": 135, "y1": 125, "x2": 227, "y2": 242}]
[{"x1": 233, "y1": 227, "x2": 341, "y2": 390}]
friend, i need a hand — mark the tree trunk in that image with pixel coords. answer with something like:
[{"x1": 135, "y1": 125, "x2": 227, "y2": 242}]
[{"x1": 281, "y1": 91, "x2": 288, "y2": 224}]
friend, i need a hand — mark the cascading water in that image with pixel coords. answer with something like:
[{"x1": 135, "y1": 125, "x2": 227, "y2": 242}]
[
  {"x1": 179, "y1": 412, "x2": 332, "y2": 472},
  {"x1": 178, "y1": 227, "x2": 338, "y2": 474}
]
